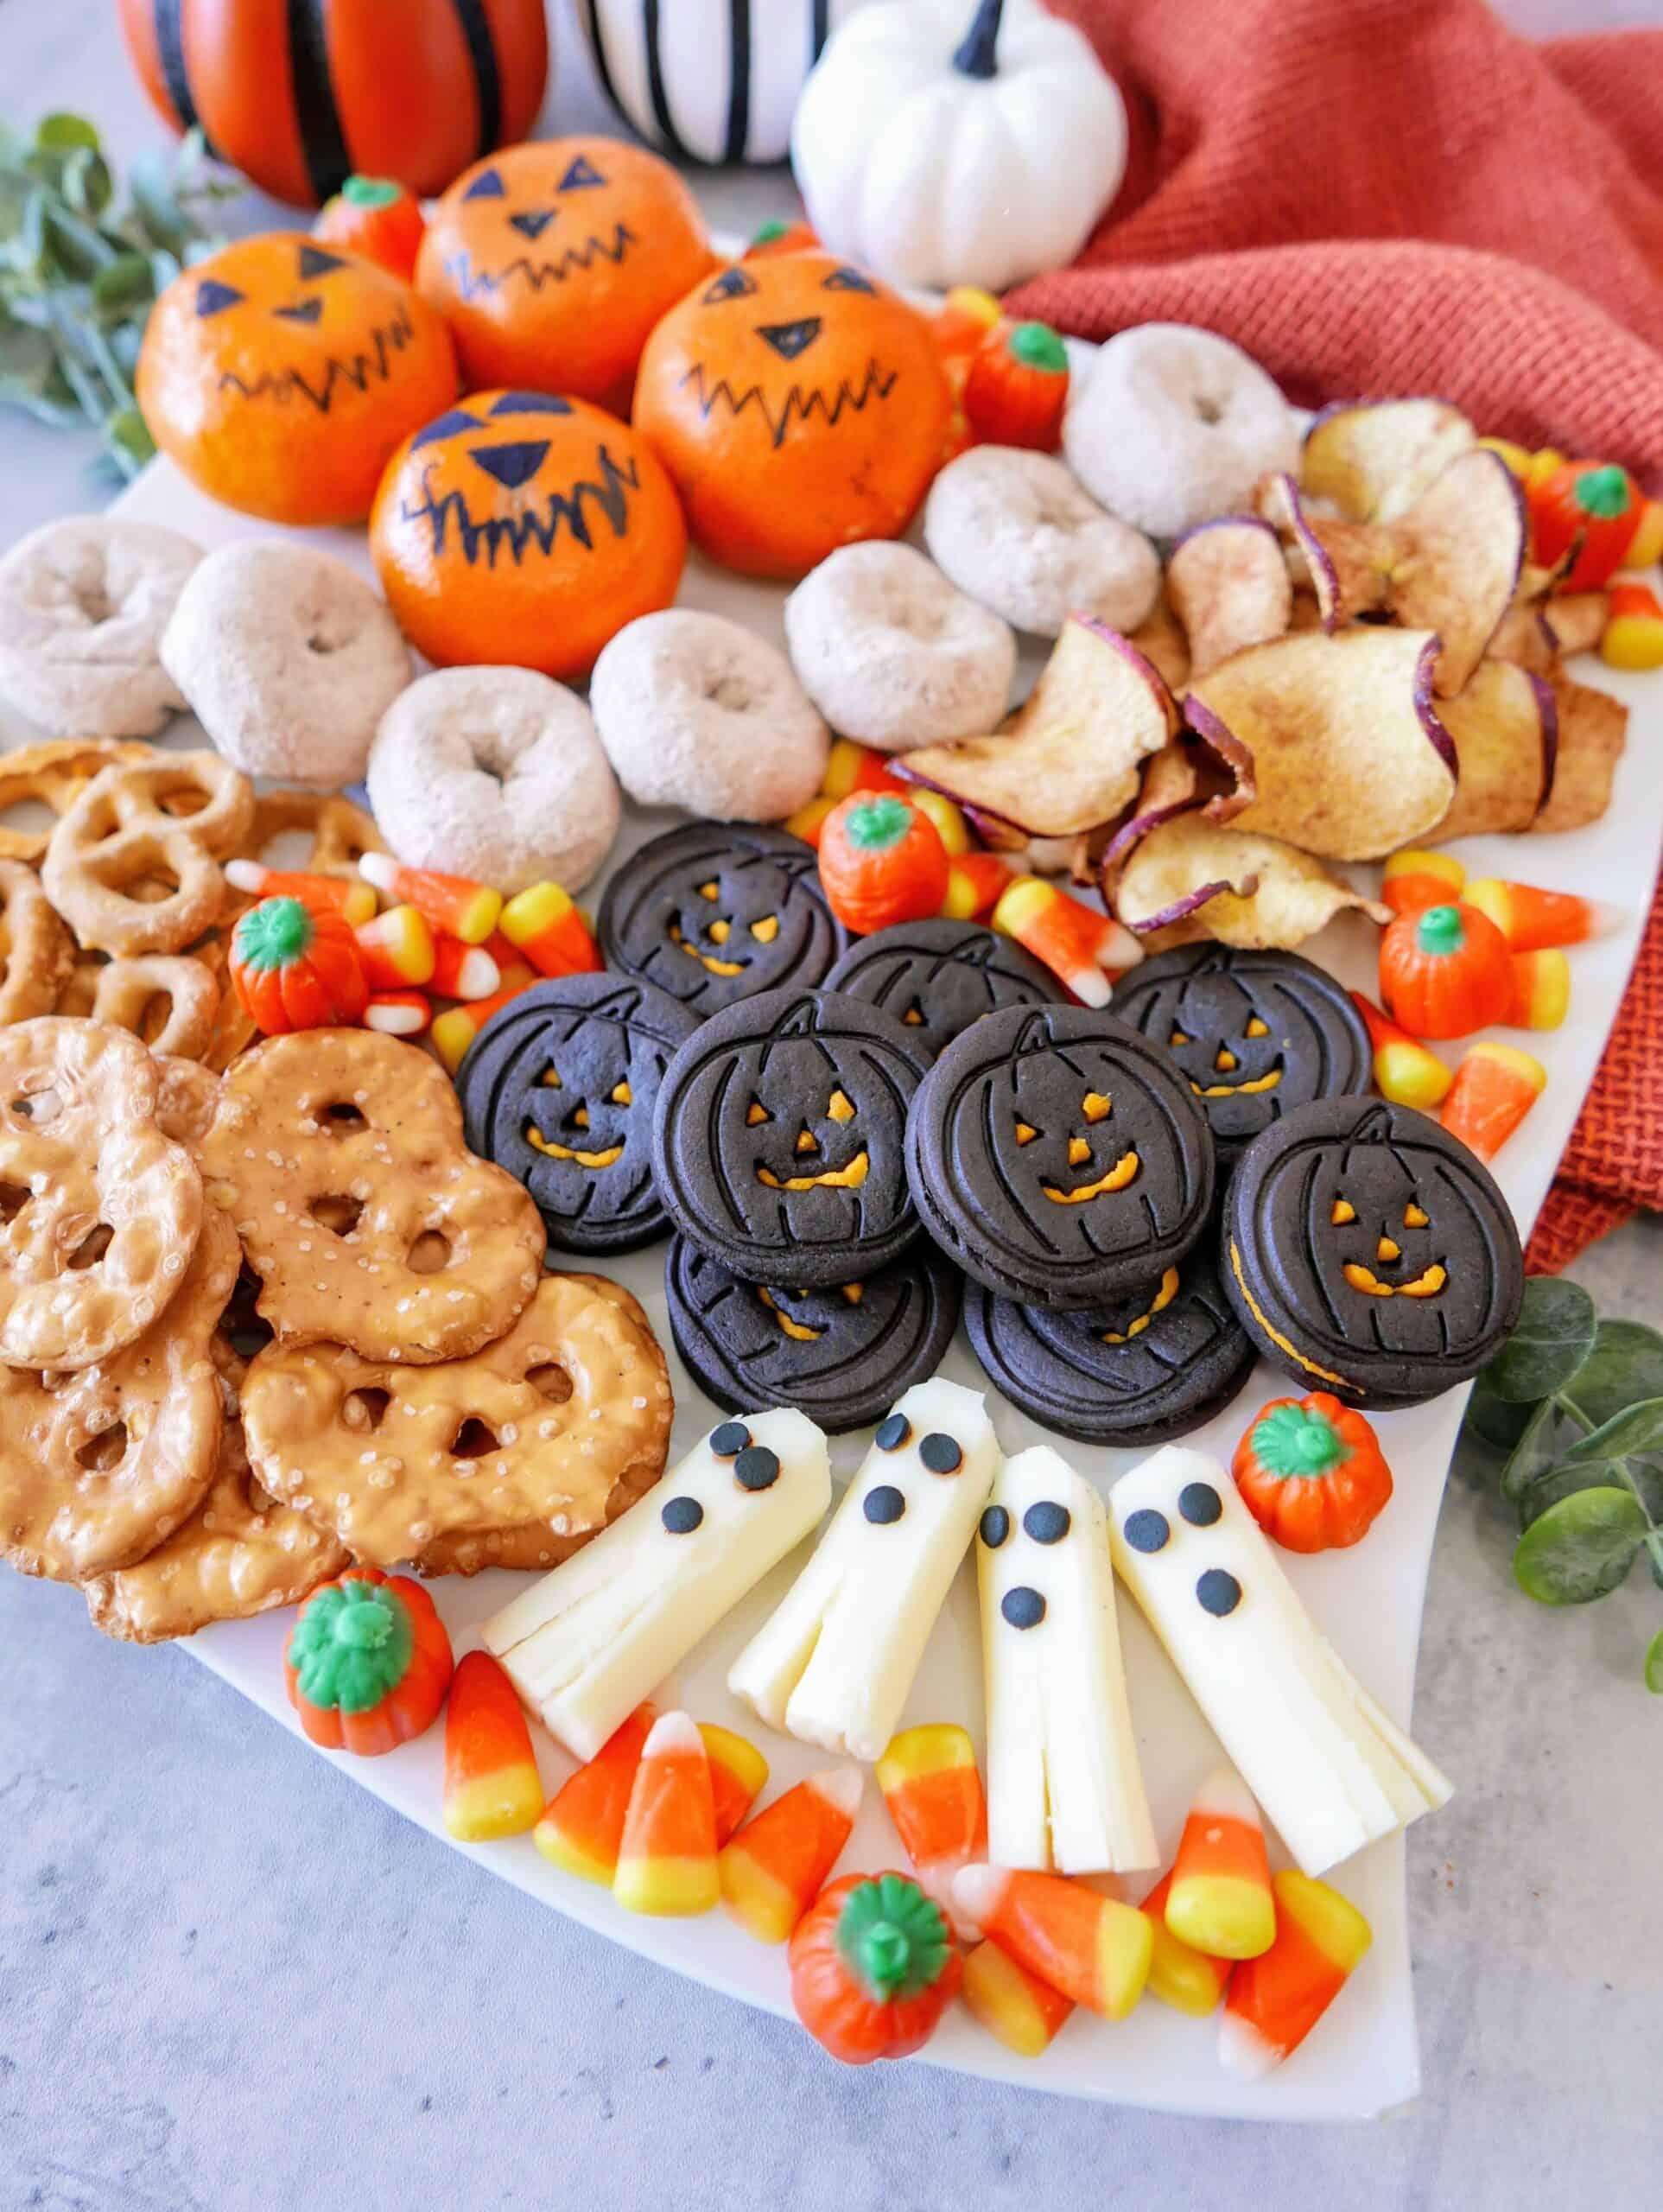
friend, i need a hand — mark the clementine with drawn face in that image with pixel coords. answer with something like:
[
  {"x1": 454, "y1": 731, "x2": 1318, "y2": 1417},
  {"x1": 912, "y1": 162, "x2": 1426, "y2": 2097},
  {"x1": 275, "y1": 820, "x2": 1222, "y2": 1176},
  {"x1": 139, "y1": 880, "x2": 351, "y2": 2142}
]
[{"x1": 633, "y1": 251, "x2": 950, "y2": 578}]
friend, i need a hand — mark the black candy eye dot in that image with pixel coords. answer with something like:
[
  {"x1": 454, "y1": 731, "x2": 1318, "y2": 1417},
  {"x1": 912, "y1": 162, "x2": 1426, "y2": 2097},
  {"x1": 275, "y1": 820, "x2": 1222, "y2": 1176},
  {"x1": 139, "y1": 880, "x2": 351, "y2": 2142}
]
[
  {"x1": 864, "y1": 1484, "x2": 906, "y2": 1526},
  {"x1": 1179, "y1": 1482, "x2": 1222, "y2": 1528},
  {"x1": 1196, "y1": 1567, "x2": 1242, "y2": 1618},
  {"x1": 1122, "y1": 1508, "x2": 1171, "y2": 1554},
  {"x1": 1002, "y1": 1586, "x2": 1046, "y2": 1630},
  {"x1": 875, "y1": 1413, "x2": 911, "y2": 1452},
  {"x1": 661, "y1": 1496, "x2": 703, "y2": 1535},
  {"x1": 979, "y1": 1504, "x2": 1010, "y2": 1550},
  {"x1": 710, "y1": 1421, "x2": 752, "y2": 1459},
  {"x1": 733, "y1": 1446, "x2": 781, "y2": 1492},
  {"x1": 919, "y1": 1433, "x2": 962, "y2": 1475},
  {"x1": 1024, "y1": 1501, "x2": 1070, "y2": 1545}
]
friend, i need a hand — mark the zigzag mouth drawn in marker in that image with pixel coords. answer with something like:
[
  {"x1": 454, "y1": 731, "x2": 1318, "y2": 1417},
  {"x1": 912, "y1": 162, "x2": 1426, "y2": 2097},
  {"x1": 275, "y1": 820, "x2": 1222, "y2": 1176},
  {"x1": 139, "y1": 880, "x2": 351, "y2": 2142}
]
[
  {"x1": 397, "y1": 447, "x2": 643, "y2": 568},
  {"x1": 676, "y1": 357, "x2": 901, "y2": 452},
  {"x1": 215, "y1": 307, "x2": 419, "y2": 416},
  {"x1": 441, "y1": 226, "x2": 638, "y2": 301}
]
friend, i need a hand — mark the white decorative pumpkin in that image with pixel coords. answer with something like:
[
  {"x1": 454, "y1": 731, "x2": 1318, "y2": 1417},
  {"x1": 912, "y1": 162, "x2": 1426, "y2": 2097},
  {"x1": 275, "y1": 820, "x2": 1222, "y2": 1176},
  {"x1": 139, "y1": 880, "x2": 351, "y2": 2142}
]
[
  {"x1": 791, "y1": 0, "x2": 1129, "y2": 293},
  {"x1": 575, "y1": 0, "x2": 875, "y2": 167}
]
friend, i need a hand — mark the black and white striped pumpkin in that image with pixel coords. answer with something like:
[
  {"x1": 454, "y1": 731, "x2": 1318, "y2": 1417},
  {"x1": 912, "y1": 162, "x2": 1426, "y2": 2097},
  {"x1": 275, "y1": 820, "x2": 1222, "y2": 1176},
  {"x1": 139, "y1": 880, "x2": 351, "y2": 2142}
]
[{"x1": 575, "y1": 0, "x2": 873, "y2": 167}]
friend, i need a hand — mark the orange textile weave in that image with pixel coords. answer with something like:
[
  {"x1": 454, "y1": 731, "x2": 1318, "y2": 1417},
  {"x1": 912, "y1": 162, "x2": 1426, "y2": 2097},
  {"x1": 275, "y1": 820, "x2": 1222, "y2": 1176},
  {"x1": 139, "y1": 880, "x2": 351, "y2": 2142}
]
[{"x1": 1008, "y1": 0, "x2": 1663, "y2": 1270}]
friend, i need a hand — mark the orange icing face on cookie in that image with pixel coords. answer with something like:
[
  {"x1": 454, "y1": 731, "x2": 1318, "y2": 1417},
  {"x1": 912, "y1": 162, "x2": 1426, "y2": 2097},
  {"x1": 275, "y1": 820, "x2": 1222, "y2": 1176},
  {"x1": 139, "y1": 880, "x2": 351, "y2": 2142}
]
[
  {"x1": 369, "y1": 390, "x2": 687, "y2": 678},
  {"x1": 136, "y1": 234, "x2": 460, "y2": 526},
  {"x1": 416, "y1": 137, "x2": 714, "y2": 407},
  {"x1": 633, "y1": 251, "x2": 950, "y2": 580}
]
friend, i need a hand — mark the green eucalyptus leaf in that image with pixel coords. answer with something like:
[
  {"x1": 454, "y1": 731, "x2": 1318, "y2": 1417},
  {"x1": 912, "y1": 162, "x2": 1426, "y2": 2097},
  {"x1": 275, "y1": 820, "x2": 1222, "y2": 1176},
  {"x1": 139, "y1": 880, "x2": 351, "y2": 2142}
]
[
  {"x1": 91, "y1": 252, "x2": 155, "y2": 313},
  {"x1": 62, "y1": 148, "x2": 113, "y2": 221},
  {"x1": 1483, "y1": 1278, "x2": 1597, "y2": 1402},
  {"x1": 1463, "y1": 1372, "x2": 1535, "y2": 1453},
  {"x1": 1562, "y1": 1319, "x2": 1663, "y2": 1428},
  {"x1": 0, "y1": 307, "x2": 54, "y2": 388},
  {"x1": 103, "y1": 405, "x2": 155, "y2": 477},
  {"x1": 1498, "y1": 1399, "x2": 1565, "y2": 1502},
  {"x1": 35, "y1": 115, "x2": 102, "y2": 156},
  {"x1": 1644, "y1": 1630, "x2": 1663, "y2": 1693},
  {"x1": 1558, "y1": 1396, "x2": 1663, "y2": 1465},
  {"x1": 1516, "y1": 1459, "x2": 1620, "y2": 1526},
  {"x1": 1513, "y1": 1487, "x2": 1647, "y2": 1605},
  {"x1": 128, "y1": 156, "x2": 187, "y2": 257}
]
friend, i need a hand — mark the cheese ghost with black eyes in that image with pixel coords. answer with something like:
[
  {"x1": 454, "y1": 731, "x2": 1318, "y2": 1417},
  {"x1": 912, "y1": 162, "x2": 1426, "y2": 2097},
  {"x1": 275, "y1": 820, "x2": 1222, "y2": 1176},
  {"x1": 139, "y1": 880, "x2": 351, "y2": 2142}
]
[
  {"x1": 727, "y1": 1377, "x2": 998, "y2": 1762},
  {"x1": 1108, "y1": 1446, "x2": 1452, "y2": 1876},
  {"x1": 976, "y1": 1446, "x2": 1158, "y2": 1877}
]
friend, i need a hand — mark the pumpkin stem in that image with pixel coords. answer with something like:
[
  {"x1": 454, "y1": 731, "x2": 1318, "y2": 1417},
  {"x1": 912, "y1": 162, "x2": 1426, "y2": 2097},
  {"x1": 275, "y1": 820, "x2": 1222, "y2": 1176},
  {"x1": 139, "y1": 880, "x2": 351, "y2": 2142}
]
[
  {"x1": 1253, "y1": 1402, "x2": 1349, "y2": 1478},
  {"x1": 341, "y1": 175, "x2": 403, "y2": 209},
  {"x1": 289, "y1": 1578, "x2": 415, "y2": 1713},
  {"x1": 845, "y1": 793, "x2": 917, "y2": 853},
  {"x1": 835, "y1": 1874, "x2": 951, "y2": 2002},
  {"x1": 235, "y1": 895, "x2": 316, "y2": 972},
  {"x1": 1415, "y1": 903, "x2": 1465, "y2": 957},
  {"x1": 953, "y1": 0, "x2": 1006, "y2": 79},
  {"x1": 1572, "y1": 463, "x2": 1631, "y2": 521}
]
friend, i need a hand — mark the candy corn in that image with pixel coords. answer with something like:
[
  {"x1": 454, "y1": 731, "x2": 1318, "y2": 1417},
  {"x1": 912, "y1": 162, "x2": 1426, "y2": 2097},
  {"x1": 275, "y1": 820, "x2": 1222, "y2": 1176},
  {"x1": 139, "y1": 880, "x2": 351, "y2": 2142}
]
[
  {"x1": 719, "y1": 1766, "x2": 863, "y2": 1944},
  {"x1": 933, "y1": 284, "x2": 1004, "y2": 358},
  {"x1": 909, "y1": 788, "x2": 971, "y2": 856},
  {"x1": 877, "y1": 1726, "x2": 987, "y2": 1927},
  {"x1": 783, "y1": 794, "x2": 836, "y2": 849},
  {"x1": 1349, "y1": 992, "x2": 1452, "y2": 1110},
  {"x1": 442, "y1": 1649, "x2": 543, "y2": 1842},
  {"x1": 364, "y1": 990, "x2": 432, "y2": 1038},
  {"x1": 1381, "y1": 848, "x2": 1465, "y2": 917},
  {"x1": 1619, "y1": 500, "x2": 1663, "y2": 572},
  {"x1": 431, "y1": 975, "x2": 536, "y2": 1072},
  {"x1": 359, "y1": 853, "x2": 502, "y2": 944},
  {"x1": 699, "y1": 1723, "x2": 768, "y2": 1849},
  {"x1": 1476, "y1": 435, "x2": 1532, "y2": 479},
  {"x1": 429, "y1": 934, "x2": 500, "y2": 1001},
  {"x1": 498, "y1": 880, "x2": 602, "y2": 978},
  {"x1": 941, "y1": 850, "x2": 1014, "y2": 921},
  {"x1": 1138, "y1": 1871, "x2": 1231, "y2": 2017},
  {"x1": 613, "y1": 1710, "x2": 719, "y2": 1917},
  {"x1": 1165, "y1": 1765, "x2": 1275, "y2": 1961},
  {"x1": 534, "y1": 1704, "x2": 655, "y2": 1886},
  {"x1": 1439, "y1": 1040, "x2": 1546, "y2": 1163},
  {"x1": 1462, "y1": 877, "x2": 1618, "y2": 951},
  {"x1": 961, "y1": 1936, "x2": 1075, "y2": 2058},
  {"x1": 1217, "y1": 1869, "x2": 1372, "y2": 2080},
  {"x1": 225, "y1": 858, "x2": 376, "y2": 925},
  {"x1": 1525, "y1": 446, "x2": 1565, "y2": 492},
  {"x1": 822, "y1": 736, "x2": 907, "y2": 803},
  {"x1": 355, "y1": 904, "x2": 435, "y2": 990},
  {"x1": 1505, "y1": 948, "x2": 1570, "y2": 1031},
  {"x1": 952, "y1": 1866, "x2": 1153, "y2": 2021},
  {"x1": 993, "y1": 875, "x2": 1141, "y2": 1008}
]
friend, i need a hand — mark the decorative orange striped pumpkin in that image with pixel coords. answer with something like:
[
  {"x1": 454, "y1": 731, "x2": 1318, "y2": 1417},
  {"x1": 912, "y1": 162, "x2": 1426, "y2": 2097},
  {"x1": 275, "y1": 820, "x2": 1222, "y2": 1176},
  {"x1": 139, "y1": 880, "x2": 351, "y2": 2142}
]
[{"x1": 117, "y1": 0, "x2": 549, "y2": 208}]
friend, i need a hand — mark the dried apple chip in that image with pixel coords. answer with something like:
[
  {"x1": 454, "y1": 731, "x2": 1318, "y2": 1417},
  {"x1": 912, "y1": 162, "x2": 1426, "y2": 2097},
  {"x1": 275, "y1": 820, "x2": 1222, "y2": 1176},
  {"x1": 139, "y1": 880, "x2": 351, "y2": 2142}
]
[
  {"x1": 1109, "y1": 814, "x2": 1389, "y2": 950},
  {"x1": 1166, "y1": 516, "x2": 1293, "y2": 677},
  {"x1": 1433, "y1": 659, "x2": 1555, "y2": 839},
  {"x1": 1185, "y1": 627, "x2": 1456, "y2": 860},
  {"x1": 1301, "y1": 397, "x2": 1476, "y2": 522},
  {"x1": 894, "y1": 615, "x2": 1177, "y2": 840},
  {"x1": 1258, "y1": 474, "x2": 1388, "y2": 628},
  {"x1": 1126, "y1": 588, "x2": 1191, "y2": 696},
  {"x1": 1533, "y1": 671, "x2": 1627, "y2": 834},
  {"x1": 1488, "y1": 606, "x2": 1559, "y2": 675},
  {"x1": 1546, "y1": 593, "x2": 1609, "y2": 658},
  {"x1": 1387, "y1": 448, "x2": 1526, "y2": 696}
]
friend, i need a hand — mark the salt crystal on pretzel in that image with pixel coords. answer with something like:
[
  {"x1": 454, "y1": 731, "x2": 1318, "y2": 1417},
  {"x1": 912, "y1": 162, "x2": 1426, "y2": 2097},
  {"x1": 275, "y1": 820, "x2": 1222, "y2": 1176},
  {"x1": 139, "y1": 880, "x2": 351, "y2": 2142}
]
[
  {"x1": 0, "y1": 858, "x2": 76, "y2": 1025},
  {"x1": 196, "y1": 1027, "x2": 544, "y2": 1363},
  {"x1": 241, "y1": 1270, "x2": 672, "y2": 1577},
  {"x1": 0, "y1": 1018, "x2": 205, "y2": 1370},
  {"x1": 42, "y1": 750, "x2": 254, "y2": 957}
]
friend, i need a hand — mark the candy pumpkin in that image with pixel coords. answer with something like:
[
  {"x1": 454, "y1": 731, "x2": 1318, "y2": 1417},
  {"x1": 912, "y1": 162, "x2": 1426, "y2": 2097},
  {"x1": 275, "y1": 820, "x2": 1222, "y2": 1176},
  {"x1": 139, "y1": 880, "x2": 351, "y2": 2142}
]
[
  {"x1": 229, "y1": 895, "x2": 370, "y2": 1036},
  {"x1": 1232, "y1": 1394, "x2": 1393, "y2": 1553},
  {"x1": 634, "y1": 251, "x2": 950, "y2": 580},
  {"x1": 285, "y1": 1567, "x2": 453, "y2": 1757},
  {"x1": 315, "y1": 176, "x2": 427, "y2": 282},
  {"x1": 417, "y1": 137, "x2": 714, "y2": 410},
  {"x1": 136, "y1": 234, "x2": 459, "y2": 525},
  {"x1": 117, "y1": 0, "x2": 548, "y2": 207},
  {"x1": 370, "y1": 389, "x2": 688, "y2": 678}
]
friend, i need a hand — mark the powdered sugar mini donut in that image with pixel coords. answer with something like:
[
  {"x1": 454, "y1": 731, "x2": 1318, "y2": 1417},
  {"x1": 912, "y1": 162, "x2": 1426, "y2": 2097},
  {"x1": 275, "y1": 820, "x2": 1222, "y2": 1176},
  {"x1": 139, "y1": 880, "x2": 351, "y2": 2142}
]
[
  {"x1": 590, "y1": 611, "x2": 828, "y2": 823},
  {"x1": 0, "y1": 517, "x2": 201, "y2": 739},
  {"x1": 924, "y1": 446, "x2": 1161, "y2": 639},
  {"x1": 784, "y1": 543, "x2": 1014, "y2": 753},
  {"x1": 161, "y1": 542, "x2": 409, "y2": 789},
  {"x1": 1063, "y1": 324, "x2": 1300, "y2": 541},
  {"x1": 368, "y1": 666, "x2": 620, "y2": 893}
]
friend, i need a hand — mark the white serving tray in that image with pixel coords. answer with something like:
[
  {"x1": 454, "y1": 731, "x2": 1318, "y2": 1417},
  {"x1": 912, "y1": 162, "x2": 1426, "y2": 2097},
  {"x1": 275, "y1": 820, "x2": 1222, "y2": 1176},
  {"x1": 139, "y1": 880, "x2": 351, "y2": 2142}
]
[{"x1": 101, "y1": 430, "x2": 1663, "y2": 2120}]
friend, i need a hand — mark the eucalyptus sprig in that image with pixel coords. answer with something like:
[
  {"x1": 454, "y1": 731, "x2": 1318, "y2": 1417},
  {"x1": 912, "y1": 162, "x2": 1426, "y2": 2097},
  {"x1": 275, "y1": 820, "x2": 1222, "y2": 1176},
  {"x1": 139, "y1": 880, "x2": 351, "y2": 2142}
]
[
  {"x1": 0, "y1": 112, "x2": 242, "y2": 479},
  {"x1": 1462, "y1": 1277, "x2": 1663, "y2": 1691}
]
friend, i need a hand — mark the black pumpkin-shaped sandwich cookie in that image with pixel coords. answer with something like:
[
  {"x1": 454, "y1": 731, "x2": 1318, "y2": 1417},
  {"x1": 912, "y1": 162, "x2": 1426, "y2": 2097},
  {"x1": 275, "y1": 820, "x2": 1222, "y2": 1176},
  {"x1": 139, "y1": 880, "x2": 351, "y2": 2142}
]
[
  {"x1": 457, "y1": 974, "x2": 700, "y2": 1256},
  {"x1": 824, "y1": 918, "x2": 1063, "y2": 1064},
  {"x1": 652, "y1": 986, "x2": 930, "y2": 1289},
  {"x1": 1108, "y1": 944, "x2": 1371, "y2": 1162},
  {"x1": 598, "y1": 822, "x2": 846, "y2": 1014},
  {"x1": 1223, "y1": 1095, "x2": 1524, "y2": 1408},
  {"x1": 666, "y1": 1236, "x2": 962, "y2": 1433},
  {"x1": 905, "y1": 1003, "x2": 1215, "y2": 1309}
]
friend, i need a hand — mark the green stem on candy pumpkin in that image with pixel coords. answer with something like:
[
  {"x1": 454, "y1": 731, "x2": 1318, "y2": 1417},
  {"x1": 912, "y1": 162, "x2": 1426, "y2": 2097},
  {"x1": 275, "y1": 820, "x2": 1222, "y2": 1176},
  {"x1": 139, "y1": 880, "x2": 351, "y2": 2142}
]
[
  {"x1": 835, "y1": 1875, "x2": 950, "y2": 2002},
  {"x1": 1251, "y1": 1402, "x2": 1350, "y2": 1479},
  {"x1": 1008, "y1": 321, "x2": 1069, "y2": 374},
  {"x1": 1416, "y1": 904, "x2": 1466, "y2": 957},
  {"x1": 845, "y1": 794, "x2": 915, "y2": 854},
  {"x1": 340, "y1": 175, "x2": 402, "y2": 209},
  {"x1": 289, "y1": 1580, "x2": 414, "y2": 1713},
  {"x1": 953, "y1": 0, "x2": 1006, "y2": 81},
  {"x1": 1572, "y1": 465, "x2": 1632, "y2": 522}
]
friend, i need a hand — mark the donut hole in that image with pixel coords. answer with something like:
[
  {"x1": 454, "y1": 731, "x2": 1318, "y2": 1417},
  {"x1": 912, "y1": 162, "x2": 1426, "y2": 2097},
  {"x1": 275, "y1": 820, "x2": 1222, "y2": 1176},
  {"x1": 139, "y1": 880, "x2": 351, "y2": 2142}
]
[
  {"x1": 318, "y1": 1103, "x2": 368, "y2": 1137},
  {"x1": 1191, "y1": 392, "x2": 1225, "y2": 426},
  {"x1": 309, "y1": 1192, "x2": 364, "y2": 1237},
  {"x1": 526, "y1": 1362, "x2": 574, "y2": 1404},
  {"x1": 73, "y1": 581, "x2": 115, "y2": 626},
  {"x1": 408, "y1": 1230, "x2": 452, "y2": 1274},
  {"x1": 0, "y1": 1180, "x2": 29, "y2": 1224},
  {"x1": 342, "y1": 1386, "x2": 390, "y2": 1433},
  {"x1": 704, "y1": 669, "x2": 754, "y2": 713},
  {"x1": 75, "y1": 1421, "x2": 129, "y2": 1472},
  {"x1": 67, "y1": 1224, "x2": 114, "y2": 1270},
  {"x1": 449, "y1": 1415, "x2": 499, "y2": 1459}
]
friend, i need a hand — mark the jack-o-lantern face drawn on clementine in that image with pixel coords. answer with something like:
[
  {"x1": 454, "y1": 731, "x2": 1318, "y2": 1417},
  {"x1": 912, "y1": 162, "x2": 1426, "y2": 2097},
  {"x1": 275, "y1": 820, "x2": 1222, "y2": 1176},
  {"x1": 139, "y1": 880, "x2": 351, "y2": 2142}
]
[
  {"x1": 906, "y1": 1005, "x2": 1215, "y2": 1310},
  {"x1": 417, "y1": 137, "x2": 714, "y2": 405},
  {"x1": 1223, "y1": 1096, "x2": 1524, "y2": 1408},
  {"x1": 457, "y1": 976, "x2": 700, "y2": 1257},
  {"x1": 370, "y1": 390, "x2": 687, "y2": 677},
  {"x1": 666, "y1": 1236, "x2": 962, "y2": 1434},
  {"x1": 824, "y1": 918, "x2": 1063, "y2": 1064},
  {"x1": 1110, "y1": 945, "x2": 1371, "y2": 1162},
  {"x1": 136, "y1": 234, "x2": 460, "y2": 525},
  {"x1": 652, "y1": 987, "x2": 930, "y2": 1290},
  {"x1": 633, "y1": 250, "x2": 950, "y2": 579},
  {"x1": 598, "y1": 823, "x2": 846, "y2": 1015}
]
